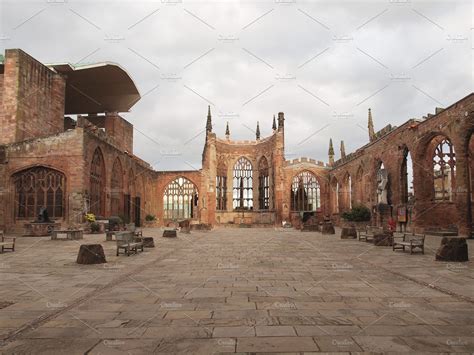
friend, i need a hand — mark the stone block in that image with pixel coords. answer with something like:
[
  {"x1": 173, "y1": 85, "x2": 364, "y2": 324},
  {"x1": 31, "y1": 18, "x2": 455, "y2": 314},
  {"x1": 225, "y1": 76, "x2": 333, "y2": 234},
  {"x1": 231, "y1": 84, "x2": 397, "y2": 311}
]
[{"x1": 435, "y1": 237, "x2": 469, "y2": 262}]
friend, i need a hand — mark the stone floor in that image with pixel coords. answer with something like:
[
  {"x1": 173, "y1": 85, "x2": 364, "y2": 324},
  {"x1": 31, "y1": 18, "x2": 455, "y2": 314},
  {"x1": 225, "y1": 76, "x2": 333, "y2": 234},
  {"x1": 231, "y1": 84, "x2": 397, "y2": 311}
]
[{"x1": 0, "y1": 227, "x2": 473, "y2": 354}]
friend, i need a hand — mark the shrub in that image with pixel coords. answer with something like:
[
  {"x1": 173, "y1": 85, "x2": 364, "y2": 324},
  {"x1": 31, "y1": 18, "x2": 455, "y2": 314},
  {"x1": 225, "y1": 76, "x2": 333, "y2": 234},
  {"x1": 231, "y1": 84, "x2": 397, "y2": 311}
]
[
  {"x1": 90, "y1": 222, "x2": 100, "y2": 233},
  {"x1": 145, "y1": 214, "x2": 156, "y2": 221},
  {"x1": 341, "y1": 205, "x2": 371, "y2": 222}
]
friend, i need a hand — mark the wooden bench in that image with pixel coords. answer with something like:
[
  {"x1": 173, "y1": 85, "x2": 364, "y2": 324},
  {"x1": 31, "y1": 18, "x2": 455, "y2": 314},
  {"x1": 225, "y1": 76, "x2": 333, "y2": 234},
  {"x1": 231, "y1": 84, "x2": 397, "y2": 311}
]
[
  {"x1": 358, "y1": 226, "x2": 383, "y2": 242},
  {"x1": 0, "y1": 231, "x2": 15, "y2": 253},
  {"x1": 116, "y1": 232, "x2": 144, "y2": 256},
  {"x1": 393, "y1": 233, "x2": 425, "y2": 254},
  {"x1": 126, "y1": 223, "x2": 143, "y2": 238},
  {"x1": 51, "y1": 229, "x2": 83, "y2": 240}
]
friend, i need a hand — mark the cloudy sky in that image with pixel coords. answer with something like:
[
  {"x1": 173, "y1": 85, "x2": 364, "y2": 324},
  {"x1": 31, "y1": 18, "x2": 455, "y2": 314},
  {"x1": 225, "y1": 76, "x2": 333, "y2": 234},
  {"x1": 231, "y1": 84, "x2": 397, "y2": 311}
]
[{"x1": 1, "y1": 0, "x2": 472, "y2": 170}]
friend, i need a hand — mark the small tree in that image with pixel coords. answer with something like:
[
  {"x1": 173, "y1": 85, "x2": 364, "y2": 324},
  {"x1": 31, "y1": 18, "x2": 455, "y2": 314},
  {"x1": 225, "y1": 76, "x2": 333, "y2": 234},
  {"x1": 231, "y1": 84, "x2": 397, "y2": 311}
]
[{"x1": 341, "y1": 205, "x2": 371, "y2": 222}]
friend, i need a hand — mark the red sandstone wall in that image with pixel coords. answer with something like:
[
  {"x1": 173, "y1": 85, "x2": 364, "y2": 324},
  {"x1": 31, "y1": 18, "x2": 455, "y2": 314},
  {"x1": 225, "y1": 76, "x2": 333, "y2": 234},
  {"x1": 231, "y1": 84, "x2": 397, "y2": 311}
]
[
  {"x1": 0, "y1": 49, "x2": 65, "y2": 145},
  {"x1": 83, "y1": 130, "x2": 153, "y2": 225},
  {"x1": 329, "y1": 93, "x2": 474, "y2": 236},
  {"x1": 0, "y1": 129, "x2": 85, "y2": 231}
]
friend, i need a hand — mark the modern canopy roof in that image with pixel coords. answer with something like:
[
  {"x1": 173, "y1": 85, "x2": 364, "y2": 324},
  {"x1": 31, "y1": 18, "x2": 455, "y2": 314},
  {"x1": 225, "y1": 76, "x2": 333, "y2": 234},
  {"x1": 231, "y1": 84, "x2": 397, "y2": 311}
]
[{"x1": 47, "y1": 62, "x2": 141, "y2": 115}]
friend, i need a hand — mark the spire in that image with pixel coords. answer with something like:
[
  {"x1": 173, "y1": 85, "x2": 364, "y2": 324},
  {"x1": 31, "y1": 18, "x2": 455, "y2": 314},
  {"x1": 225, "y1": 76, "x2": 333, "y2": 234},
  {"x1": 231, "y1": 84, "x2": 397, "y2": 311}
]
[
  {"x1": 368, "y1": 108, "x2": 375, "y2": 141},
  {"x1": 278, "y1": 112, "x2": 284, "y2": 130},
  {"x1": 328, "y1": 138, "x2": 335, "y2": 165},
  {"x1": 206, "y1": 105, "x2": 212, "y2": 133},
  {"x1": 256, "y1": 121, "x2": 261, "y2": 140},
  {"x1": 340, "y1": 140, "x2": 346, "y2": 159},
  {"x1": 272, "y1": 115, "x2": 277, "y2": 131},
  {"x1": 225, "y1": 121, "x2": 230, "y2": 140}
]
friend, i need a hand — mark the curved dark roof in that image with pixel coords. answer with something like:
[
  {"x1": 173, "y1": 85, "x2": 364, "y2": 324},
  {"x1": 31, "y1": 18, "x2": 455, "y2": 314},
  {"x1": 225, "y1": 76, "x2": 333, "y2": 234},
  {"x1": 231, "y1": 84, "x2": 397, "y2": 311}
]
[{"x1": 47, "y1": 62, "x2": 140, "y2": 114}]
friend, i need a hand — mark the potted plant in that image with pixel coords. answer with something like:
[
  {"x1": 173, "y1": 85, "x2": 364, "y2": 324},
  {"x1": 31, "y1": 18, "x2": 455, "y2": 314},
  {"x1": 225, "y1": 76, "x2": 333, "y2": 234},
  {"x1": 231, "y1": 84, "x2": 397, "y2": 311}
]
[
  {"x1": 340, "y1": 205, "x2": 371, "y2": 238},
  {"x1": 144, "y1": 214, "x2": 157, "y2": 228}
]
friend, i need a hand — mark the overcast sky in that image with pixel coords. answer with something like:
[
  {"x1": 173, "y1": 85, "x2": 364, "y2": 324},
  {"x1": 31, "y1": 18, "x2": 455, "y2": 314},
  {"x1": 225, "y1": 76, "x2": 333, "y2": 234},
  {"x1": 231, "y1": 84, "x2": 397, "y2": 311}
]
[{"x1": 1, "y1": 0, "x2": 472, "y2": 170}]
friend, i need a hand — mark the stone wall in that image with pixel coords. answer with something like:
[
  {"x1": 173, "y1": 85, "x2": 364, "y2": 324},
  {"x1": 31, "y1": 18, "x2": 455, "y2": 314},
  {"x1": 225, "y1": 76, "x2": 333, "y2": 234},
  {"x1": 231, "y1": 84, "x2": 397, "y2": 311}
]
[
  {"x1": 329, "y1": 93, "x2": 474, "y2": 236},
  {"x1": 0, "y1": 49, "x2": 65, "y2": 145}
]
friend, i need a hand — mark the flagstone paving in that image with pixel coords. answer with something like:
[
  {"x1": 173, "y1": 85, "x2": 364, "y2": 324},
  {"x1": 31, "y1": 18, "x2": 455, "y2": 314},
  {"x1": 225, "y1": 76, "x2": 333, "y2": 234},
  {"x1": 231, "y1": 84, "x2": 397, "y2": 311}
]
[{"x1": 0, "y1": 227, "x2": 473, "y2": 354}]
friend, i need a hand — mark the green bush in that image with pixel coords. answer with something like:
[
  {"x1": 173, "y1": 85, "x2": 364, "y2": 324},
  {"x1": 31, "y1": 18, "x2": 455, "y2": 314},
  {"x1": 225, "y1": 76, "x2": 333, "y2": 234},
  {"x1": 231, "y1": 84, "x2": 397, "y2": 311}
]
[
  {"x1": 90, "y1": 222, "x2": 101, "y2": 233},
  {"x1": 341, "y1": 205, "x2": 371, "y2": 222},
  {"x1": 145, "y1": 214, "x2": 156, "y2": 221}
]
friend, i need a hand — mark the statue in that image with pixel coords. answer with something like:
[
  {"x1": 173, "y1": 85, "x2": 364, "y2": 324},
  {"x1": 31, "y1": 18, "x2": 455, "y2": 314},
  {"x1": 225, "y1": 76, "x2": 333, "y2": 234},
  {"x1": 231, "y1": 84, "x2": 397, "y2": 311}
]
[
  {"x1": 377, "y1": 169, "x2": 388, "y2": 204},
  {"x1": 37, "y1": 206, "x2": 51, "y2": 223}
]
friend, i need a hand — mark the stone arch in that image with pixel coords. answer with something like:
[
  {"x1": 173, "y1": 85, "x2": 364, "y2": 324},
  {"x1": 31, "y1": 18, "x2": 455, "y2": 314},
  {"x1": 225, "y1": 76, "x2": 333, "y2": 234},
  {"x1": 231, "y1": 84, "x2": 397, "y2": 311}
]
[
  {"x1": 110, "y1": 157, "x2": 124, "y2": 217},
  {"x1": 163, "y1": 176, "x2": 199, "y2": 220},
  {"x1": 12, "y1": 166, "x2": 66, "y2": 220},
  {"x1": 375, "y1": 159, "x2": 390, "y2": 205},
  {"x1": 330, "y1": 176, "x2": 339, "y2": 214},
  {"x1": 216, "y1": 159, "x2": 228, "y2": 211},
  {"x1": 233, "y1": 157, "x2": 253, "y2": 210},
  {"x1": 400, "y1": 146, "x2": 414, "y2": 205},
  {"x1": 355, "y1": 165, "x2": 364, "y2": 204},
  {"x1": 258, "y1": 156, "x2": 270, "y2": 210},
  {"x1": 290, "y1": 170, "x2": 321, "y2": 212},
  {"x1": 339, "y1": 172, "x2": 352, "y2": 212},
  {"x1": 89, "y1": 147, "x2": 106, "y2": 217}
]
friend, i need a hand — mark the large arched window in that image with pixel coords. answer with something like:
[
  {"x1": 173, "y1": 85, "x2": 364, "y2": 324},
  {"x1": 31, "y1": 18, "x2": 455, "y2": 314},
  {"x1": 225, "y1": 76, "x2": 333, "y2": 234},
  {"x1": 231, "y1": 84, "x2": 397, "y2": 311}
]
[
  {"x1": 401, "y1": 148, "x2": 414, "y2": 204},
  {"x1": 13, "y1": 167, "x2": 65, "y2": 219},
  {"x1": 433, "y1": 138, "x2": 456, "y2": 201},
  {"x1": 90, "y1": 148, "x2": 105, "y2": 216},
  {"x1": 163, "y1": 177, "x2": 198, "y2": 219},
  {"x1": 111, "y1": 158, "x2": 124, "y2": 216},
  {"x1": 258, "y1": 157, "x2": 270, "y2": 210},
  {"x1": 291, "y1": 171, "x2": 321, "y2": 211},
  {"x1": 233, "y1": 157, "x2": 253, "y2": 210},
  {"x1": 355, "y1": 166, "x2": 364, "y2": 204},
  {"x1": 330, "y1": 177, "x2": 339, "y2": 213},
  {"x1": 216, "y1": 161, "x2": 227, "y2": 211}
]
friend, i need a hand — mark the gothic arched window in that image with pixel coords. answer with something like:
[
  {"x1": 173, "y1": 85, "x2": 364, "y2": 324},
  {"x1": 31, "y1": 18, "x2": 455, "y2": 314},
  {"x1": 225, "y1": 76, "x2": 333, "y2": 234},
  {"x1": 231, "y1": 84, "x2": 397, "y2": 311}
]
[
  {"x1": 90, "y1": 148, "x2": 105, "y2": 216},
  {"x1": 216, "y1": 162, "x2": 227, "y2": 210},
  {"x1": 163, "y1": 177, "x2": 199, "y2": 219},
  {"x1": 433, "y1": 138, "x2": 456, "y2": 201},
  {"x1": 291, "y1": 171, "x2": 320, "y2": 211},
  {"x1": 233, "y1": 157, "x2": 253, "y2": 210},
  {"x1": 258, "y1": 157, "x2": 270, "y2": 210},
  {"x1": 111, "y1": 158, "x2": 124, "y2": 216},
  {"x1": 13, "y1": 167, "x2": 65, "y2": 219}
]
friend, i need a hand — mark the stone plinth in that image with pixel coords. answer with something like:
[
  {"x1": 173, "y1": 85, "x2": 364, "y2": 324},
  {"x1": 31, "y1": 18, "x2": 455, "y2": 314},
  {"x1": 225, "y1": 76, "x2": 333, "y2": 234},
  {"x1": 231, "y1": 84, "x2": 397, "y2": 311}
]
[
  {"x1": 321, "y1": 222, "x2": 335, "y2": 235},
  {"x1": 302, "y1": 224, "x2": 319, "y2": 232},
  {"x1": 76, "y1": 244, "x2": 106, "y2": 264},
  {"x1": 340, "y1": 227, "x2": 357, "y2": 239},
  {"x1": 163, "y1": 230, "x2": 177, "y2": 238},
  {"x1": 139, "y1": 237, "x2": 155, "y2": 247},
  {"x1": 435, "y1": 237, "x2": 469, "y2": 262},
  {"x1": 24, "y1": 222, "x2": 61, "y2": 237}
]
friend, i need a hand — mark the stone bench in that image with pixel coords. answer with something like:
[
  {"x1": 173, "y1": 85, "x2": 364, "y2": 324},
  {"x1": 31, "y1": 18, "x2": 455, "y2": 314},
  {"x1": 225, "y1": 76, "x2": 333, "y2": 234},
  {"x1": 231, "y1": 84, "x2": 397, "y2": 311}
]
[{"x1": 51, "y1": 229, "x2": 83, "y2": 240}]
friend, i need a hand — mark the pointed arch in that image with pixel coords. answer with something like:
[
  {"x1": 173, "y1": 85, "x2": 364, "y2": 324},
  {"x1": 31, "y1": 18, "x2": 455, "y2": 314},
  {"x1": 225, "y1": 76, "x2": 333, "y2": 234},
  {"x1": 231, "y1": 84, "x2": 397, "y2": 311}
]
[
  {"x1": 111, "y1": 157, "x2": 124, "y2": 216},
  {"x1": 90, "y1": 147, "x2": 105, "y2": 216},
  {"x1": 432, "y1": 137, "x2": 456, "y2": 201},
  {"x1": 233, "y1": 157, "x2": 253, "y2": 210},
  {"x1": 258, "y1": 156, "x2": 270, "y2": 210},
  {"x1": 13, "y1": 166, "x2": 66, "y2": 219},
  {"x1": 163, "y1": 176, "x2": 199, "y2": 219},
  {"x1": 355, "y1": 165, "x2": 364, "y2": 204},
  {"x1": 216, "y1": 159, "x2": 227, "y2": 211},
  {"x1": 290, "y1": 170, "x2": 321, "y2": 211}
]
